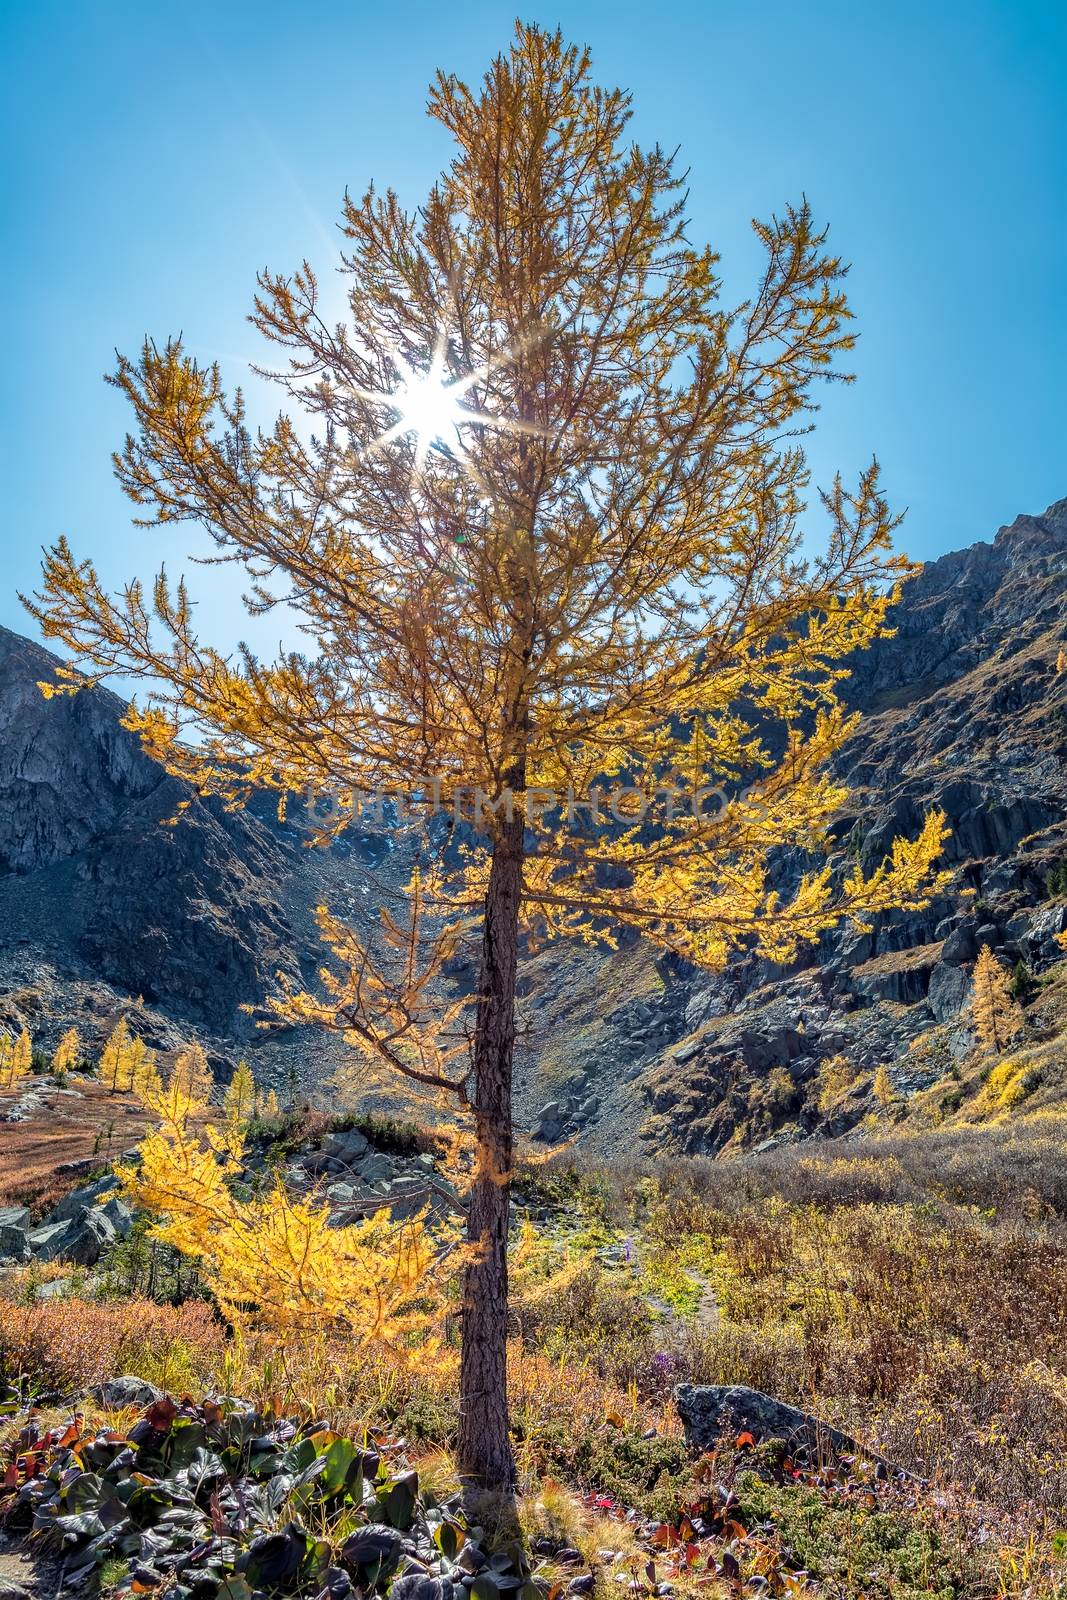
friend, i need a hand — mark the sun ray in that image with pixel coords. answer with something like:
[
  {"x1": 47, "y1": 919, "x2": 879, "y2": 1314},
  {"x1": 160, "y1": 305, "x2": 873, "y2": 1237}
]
[{"x1": 339, "y1": 330, "x2": 549, "y2": 478}]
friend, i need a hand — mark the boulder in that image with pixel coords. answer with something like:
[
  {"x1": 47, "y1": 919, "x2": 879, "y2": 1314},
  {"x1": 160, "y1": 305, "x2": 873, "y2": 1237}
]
[
  {"x1": 51, "y1": 1174, "x2": 119, "y2": 1223},
  {"x1": 940, "y1": 922, "x2": 976, "y2": 966},
  {"x1": 358, "y1": 1152, "x2": 396, "y2": 1185},
  {"x1": 531, "y1": 1101, "x2": 562, "y2": 1141},
  {"x1": 54, "y1": 1157, "x2": 97, "y2": 1177},
  {"x1": 675, "y1": 1383, "x2": 862, "y2": 1457},
  {"x1": 91, "y1": 1375, "x2": 163, "y2": 1409},
  {"x1": 35, "y1": 1277, "x2": 72, "y2": 1299},
  {"x1": 927, "y1": 961, "x2": 971, "y2": 1023},
  {"x1": 28, "y1": 1207, "x2": 117, "y2": 1266},
  {"x1": 99, "y1": 1196, "x2": 134, "y2": 1238},
  {"x1": 323, "y1": 1129, "x2": 370, "y2": 1164},
  {"x1": 675, "y1": 1383, "x2": 916, "y2": 1479},
  {"x1": 0, "y1": 1205, "x2": 31, "y2": 1262}
]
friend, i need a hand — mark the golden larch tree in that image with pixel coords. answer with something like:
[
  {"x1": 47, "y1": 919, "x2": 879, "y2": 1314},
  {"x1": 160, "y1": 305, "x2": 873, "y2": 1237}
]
[
  {"x1": 13, "y1": 1029, "x2": 32, "y2": 1084},
  {"x1": 120, "y1": 1063, "x2": 443, "y2": 1347},
  {"x1": 170, "y1": 1041, "x2": 215, "y2": 1103},
  {"x1": 971, "y1": 946, "x2": 1024, "y2": 1055},
  {"x1": 223, "y1": 1058, "x2": 256, "y2": 1133},
  {"x1": 52, "y1": 1026, "x2": 82, "y2": 1076},
  {"x1": 0, "y1": 1030, "x2": 32, "y2": 1092},
  {"x1": 27, "y1": 26, "x2": 947, "y2": 1486},
  {"x1": 99, "y1": 1019, "x2": 133, "y2": 1091},
  {"x1": 99, "y1": 1018, "x2": 156, "y2": 1093}
]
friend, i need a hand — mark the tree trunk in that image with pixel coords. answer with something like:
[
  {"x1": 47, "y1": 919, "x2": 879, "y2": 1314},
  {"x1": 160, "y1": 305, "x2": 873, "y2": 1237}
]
[{"x1": 456, "y1": 805, "x2": 524, "y2": 1488}]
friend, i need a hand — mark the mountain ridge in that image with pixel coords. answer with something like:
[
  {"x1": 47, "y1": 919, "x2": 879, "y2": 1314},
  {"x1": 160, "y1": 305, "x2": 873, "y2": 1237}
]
[{"x1": 2, "y1": 496, "x2": 1066, "y2": 1150}]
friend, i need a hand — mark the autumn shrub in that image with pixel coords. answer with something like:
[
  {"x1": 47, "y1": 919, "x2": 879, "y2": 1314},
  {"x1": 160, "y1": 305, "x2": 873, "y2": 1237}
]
[
  {"x1": 119, "y1": 1066, "x2": 453, "y2": 1349},
  {"x1": 509, "y1": 1148, "x2": 1067, "y2": 1525},
  {"x1": 512, "y1": 1253, "x2": 655, "y2": 1382},
  {"x1": 0, "y1": 1295, "x2": 222, "y2": 1394},
  {"x1": 632, "y1": 1192, "x2": 1067, "y2": 1521},
  {"x1": 616, "y1": 1118, "x2": 1067, "y2": 1217}
]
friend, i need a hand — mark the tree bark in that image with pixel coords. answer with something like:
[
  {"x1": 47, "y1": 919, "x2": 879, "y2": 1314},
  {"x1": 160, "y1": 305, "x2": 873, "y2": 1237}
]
[{"x1": 456, "y1": 803, "x2": 524, "y2": 1488}]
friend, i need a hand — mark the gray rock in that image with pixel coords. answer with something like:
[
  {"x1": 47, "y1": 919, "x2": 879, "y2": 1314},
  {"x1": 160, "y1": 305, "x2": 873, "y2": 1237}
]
[
  {"x1": 26, "y1": 1221, "x2": 67, "y2": 1258},
  {"x1": 358, "y1": 1152, "x2": 396, "y2": 1185},
  {"x1": 51, "y1": 1174, "x2": 119, "y2": 1223},
  {"x1": 927, "y1": 961, "x2": 971, "y2": 1023},
  {"x1": 90, "y1": 1375, "x2": 163, "y2": 1409},
  {"x1": 940, "y1": 922, "x2": 976, "y2": 966},
  {"x1": 326, "y1": 1182, "x2": 357, "y2": 1205},
  {"x1": 323, "y1": 1129, "x2": 370, "y2": 1163},
  {"x1": 674, "y1": 1384, "x2": 911, "y2": 1476},
  {"x1": 0, "y1": 1205, "x2": 31, "y2": 1262},
  {"x1": 99, "y1": 1196, "x2": 134, "y2": 1238},
  {"x1": 35, "y1": 1277, "x2": 72, "y2": 1299},
  {"x1": 28, "y1": 1207, "x2": 117, "y2": 1266},
  {"x1": 532, "y1": 1101, "x2": 563, "y2": 1141}
]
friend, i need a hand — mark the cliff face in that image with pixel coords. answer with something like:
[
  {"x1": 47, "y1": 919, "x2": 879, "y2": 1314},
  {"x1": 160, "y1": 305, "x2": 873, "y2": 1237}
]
[
  {"x1": 2, "y1": 498, "x2": 1067, "y2": 1149},
  {"x1": 0, "y1": 630, "x2": 160, "y2": 873},
  {"x1": 628, "y1": 498, "x2": 1067, "y2": 1153},
  {"x1": 0, "y1": 626, "x2": 300, "y2": 1031}
]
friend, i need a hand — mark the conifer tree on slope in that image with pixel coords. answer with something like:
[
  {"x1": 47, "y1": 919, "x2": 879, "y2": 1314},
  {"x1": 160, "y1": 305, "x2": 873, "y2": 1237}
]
[
  {"x1": 28, "y1": 25, "x2": 947, "y2": 1487},
  {"x1": 971, "y1": 946, "x2": 1024, "y2": 1055}
]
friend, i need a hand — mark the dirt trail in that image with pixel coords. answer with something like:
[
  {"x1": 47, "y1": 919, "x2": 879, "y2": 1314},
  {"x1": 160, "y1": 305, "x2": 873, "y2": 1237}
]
[{"x1": 0, "y1": 1539, "x2": 44, "y2": 1600}]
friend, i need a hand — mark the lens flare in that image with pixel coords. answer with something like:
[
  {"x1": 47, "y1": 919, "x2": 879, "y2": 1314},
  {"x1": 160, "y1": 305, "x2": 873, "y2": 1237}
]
[{"x1": 344, "y1": 330, "x2": 546, "y2": 481}]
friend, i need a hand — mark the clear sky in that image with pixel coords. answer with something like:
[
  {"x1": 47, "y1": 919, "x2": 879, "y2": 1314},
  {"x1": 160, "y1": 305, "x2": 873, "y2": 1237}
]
[{"x1": 3, "y1": 0, "x2": 1065, "y2": 656}]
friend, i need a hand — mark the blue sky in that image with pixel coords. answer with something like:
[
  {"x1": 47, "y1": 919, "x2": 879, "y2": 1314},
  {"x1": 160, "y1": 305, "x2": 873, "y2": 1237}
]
[{"x1": 2, "y1": 0, "x2": 1064, "y2": 655}]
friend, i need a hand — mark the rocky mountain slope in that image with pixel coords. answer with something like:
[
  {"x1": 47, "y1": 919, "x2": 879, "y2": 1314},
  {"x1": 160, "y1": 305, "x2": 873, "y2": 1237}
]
[
  {"x1": 2, "y1": 495, "x2": 1066, "y2": 1152},
  {"x1": 516, "y1": 495, "x2": 1067, "y2": 1153},
  {"x1": 0, "y1": 626, "x2": 382, "y2": 1086}
]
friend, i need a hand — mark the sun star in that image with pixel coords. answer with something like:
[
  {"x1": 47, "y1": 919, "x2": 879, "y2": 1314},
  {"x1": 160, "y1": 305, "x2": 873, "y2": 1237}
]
[
  {"x1": 345, "y1": 331, "x2": 545, "y2": 480},
  {"x1": 389, "y1": 350, "x2": 470, "y2": 463}
]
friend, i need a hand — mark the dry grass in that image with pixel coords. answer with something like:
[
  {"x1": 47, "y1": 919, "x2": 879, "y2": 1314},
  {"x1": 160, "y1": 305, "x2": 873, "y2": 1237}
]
[
  {"x1": 0, "y1": 1078, "x2": 171, "y2": 1212},
  {"x1": 0, "y1": 1293, "x2": 222, "y2": 1393}
]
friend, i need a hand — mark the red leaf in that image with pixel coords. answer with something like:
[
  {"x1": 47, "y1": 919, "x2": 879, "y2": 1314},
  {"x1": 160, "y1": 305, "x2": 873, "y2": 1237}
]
[
  {"x1": 734, "y1": 1431, "x2": 755, "y2": 1449},
  {"x1": 145, "y1": 1398, "x2": 178, "y2": 1432}
]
